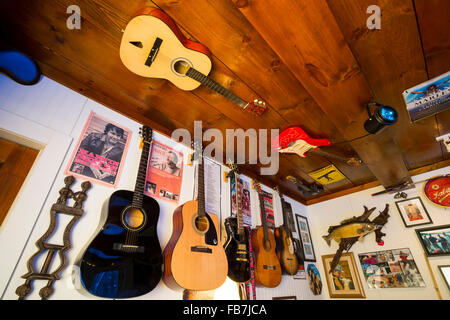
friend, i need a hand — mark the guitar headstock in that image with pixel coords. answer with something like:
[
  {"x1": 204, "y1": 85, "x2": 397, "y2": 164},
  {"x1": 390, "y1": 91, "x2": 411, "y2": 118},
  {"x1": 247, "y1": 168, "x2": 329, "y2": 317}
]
[
  {"x1": 139, "y1": 126, "x2": 153, "y2": 144},
  {"x1": 252, "y1": 180, "x2": 262, "y2": 193},
  {"x1": 191, "y1": 139, "x2": 203, "y2": 161},
  {"x1": 246, "y1": 99, "x2": 267, "y2": 116}
]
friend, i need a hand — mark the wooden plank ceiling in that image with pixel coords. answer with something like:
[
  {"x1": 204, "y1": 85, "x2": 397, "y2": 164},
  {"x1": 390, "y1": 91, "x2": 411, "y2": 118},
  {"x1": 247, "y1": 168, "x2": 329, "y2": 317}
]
[{"x1": 0, "y1": 0, "x2": 448, "y2": 204}]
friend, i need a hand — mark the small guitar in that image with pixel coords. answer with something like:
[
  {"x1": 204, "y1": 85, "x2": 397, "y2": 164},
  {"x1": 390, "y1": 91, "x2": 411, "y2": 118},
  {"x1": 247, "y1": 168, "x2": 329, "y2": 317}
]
[
  {"x1": 223, "y1": 164, "x2": 251, "y2": 283},
  {"x1": 163, "y1": 141, "x2": 228, "y2": 291},
  {"x1": 251, "y1": 181, "x2": 282, "y2": 288},
  {"x1": 286, "y1": 175, "x2": 324, "y2": 196},
  {"x1": 274, "y1": 188, "x2": 299, "y2": 275},
  {"x1": 272, "y1": 126, "x2": 362, "y2": 166},
  {"x1": 120, "y1": 7, "x2": 267, "y2": 116},
  {"x1": 79, "y1": 126, "x2": 162, "y2": 299}
]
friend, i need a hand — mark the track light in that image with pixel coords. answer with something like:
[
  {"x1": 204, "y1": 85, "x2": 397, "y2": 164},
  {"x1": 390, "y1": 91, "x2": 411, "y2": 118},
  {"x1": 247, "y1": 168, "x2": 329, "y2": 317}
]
[{"x1": 363, "y1": 102, "x2": 398, "y2": 134}]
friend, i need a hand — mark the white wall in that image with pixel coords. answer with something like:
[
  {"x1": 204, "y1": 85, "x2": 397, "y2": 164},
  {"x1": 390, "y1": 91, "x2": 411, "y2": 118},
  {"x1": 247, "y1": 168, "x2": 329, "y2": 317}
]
[
  {"x1": 308, "y1": 167, "x2": 450, "y2": 300},
  {"x1": 0, "y1": 75, "x2": 317, "y2": 300}
]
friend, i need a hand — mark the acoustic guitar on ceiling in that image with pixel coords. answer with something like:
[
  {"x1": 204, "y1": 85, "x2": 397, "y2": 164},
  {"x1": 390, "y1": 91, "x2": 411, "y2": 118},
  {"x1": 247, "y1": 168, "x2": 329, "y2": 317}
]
[
  {"x1": 162, "y1": 140, "x2": 228, "y2": 291},
  {"x1": 119, "y1": 7, "x2": 266, "y2": 116},
  {"x1": 272, "y1": 126, "x2": 363, "y2": 166},
  {"x1": 251, "y1": 181, "x2": 282, "y2": 288},
  {"x1": 79, "y1": 126, "x2": 162, "y2": 299}
]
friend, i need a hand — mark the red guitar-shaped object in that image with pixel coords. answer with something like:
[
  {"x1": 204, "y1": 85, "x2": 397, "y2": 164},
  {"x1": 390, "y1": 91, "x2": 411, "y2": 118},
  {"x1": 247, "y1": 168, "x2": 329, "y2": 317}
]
[
  {"x1": 272, "y1": 126, "x2": 362, "y2": 166},
  {"x1": 120, "y1": 8, "x2": 266, "y2": 116}
]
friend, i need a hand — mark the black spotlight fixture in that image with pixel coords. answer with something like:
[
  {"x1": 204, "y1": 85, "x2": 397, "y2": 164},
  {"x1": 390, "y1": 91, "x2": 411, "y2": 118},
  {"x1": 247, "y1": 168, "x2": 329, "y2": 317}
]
[{"x1": 363, "y1": 102, "x2": 398, "y2": 134}]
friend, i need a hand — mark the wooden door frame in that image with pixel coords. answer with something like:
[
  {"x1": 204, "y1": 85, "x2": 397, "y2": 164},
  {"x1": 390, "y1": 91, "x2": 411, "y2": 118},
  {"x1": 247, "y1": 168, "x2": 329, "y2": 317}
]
[{"x1": 0, "y1": 109, "x2": 72, "y2": 297}]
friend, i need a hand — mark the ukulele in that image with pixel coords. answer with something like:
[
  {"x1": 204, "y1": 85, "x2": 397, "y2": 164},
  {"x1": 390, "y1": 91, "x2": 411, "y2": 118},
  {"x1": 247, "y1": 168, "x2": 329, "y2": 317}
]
[
  {"x1": 162, "y1": 141, "x2": 228, "y2": 291},
  {"x1": 272, "y1": 126, "x2": 362, "y2": 166},
  {"x1": 273, "y1": 187, "x2": 299, "y2": 275},
  {"x1": 251, "y1": 181, "x2": 282, "y2": 288},
  {"x1": 79, "y1": 126, "x2": 162, "y2": 299},
  {"x1": 223, "y1": 164, "x2": 251, "y2": 283},
  {"x1": 120, "y1": 7, "x2": 266, "y2": 116}
]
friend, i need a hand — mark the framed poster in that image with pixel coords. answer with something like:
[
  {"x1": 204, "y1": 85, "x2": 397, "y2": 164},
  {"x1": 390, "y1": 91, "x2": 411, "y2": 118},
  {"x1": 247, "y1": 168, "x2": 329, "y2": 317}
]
[
  {"x1": 402, "y1": 71, "x2": 450, "y2": 123},
  {"x1": 395, "y1": 197, "x2": 432, "y2": 227},
  {"x1": 308, "y1": 164, "x2": 346, "y2": 185},
  {"x1": 358, "y1": 248, "x2": 425, "y2": 288},
  {"x1": 230, "y1": 176, "x2": 252, "y2": 226},
  {"x1": 261, "y1": 190, "x2": 275, "y2": 229},
  {"x1": 322, "y1": 252, "x2": 365, "y2": 298},
  {"x1": 144, "y1": 139, "x2": 183, "y2": 203},
  {"x1": 438, "y1": 265, "x2": 450, "y2": 292},
  {"x1": 415, "y1": 224, "x2": 450, "y2": 257},
  {"x1": 65, "y1": 111, "x2": 131, "y2": 187},
  {"x1": 306, "y1": 264, "x2": 322, "y2": 295},
  {"x1": 295, "y1": 214, "x2": 316, "y2": 262}
]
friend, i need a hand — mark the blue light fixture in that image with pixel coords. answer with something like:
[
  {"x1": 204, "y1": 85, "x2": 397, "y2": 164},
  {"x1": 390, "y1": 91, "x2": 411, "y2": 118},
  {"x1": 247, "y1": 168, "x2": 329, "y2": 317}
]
[{"x1": 364, "y1": 102, "x2": 398, "y2": 134}]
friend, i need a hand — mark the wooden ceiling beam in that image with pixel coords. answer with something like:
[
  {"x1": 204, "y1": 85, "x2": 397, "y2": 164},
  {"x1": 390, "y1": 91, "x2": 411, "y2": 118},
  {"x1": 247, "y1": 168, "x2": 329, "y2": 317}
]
[{"x1": 234, "y1": 0, "x2": 411, "y2": 188}]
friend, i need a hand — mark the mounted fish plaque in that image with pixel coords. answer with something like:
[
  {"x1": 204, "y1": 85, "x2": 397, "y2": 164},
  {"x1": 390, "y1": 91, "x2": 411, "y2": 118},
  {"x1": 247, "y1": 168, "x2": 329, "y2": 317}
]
[{"x1": 323, "y1": 204, "x2": 390, "y2": 274}]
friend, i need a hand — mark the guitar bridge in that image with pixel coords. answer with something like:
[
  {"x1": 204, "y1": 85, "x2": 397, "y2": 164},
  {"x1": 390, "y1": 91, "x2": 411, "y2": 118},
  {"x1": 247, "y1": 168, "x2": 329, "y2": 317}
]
[
  {"x1": 191, "y1": 246, "x2": 212, "y2": 254},
  {"x1": 145, "y1": 37, "x2": 163, "y2": 67},
  {"x1": 113, "y1": 243, "x2": 145, "y2": 253},
  {"x1": 263, "y1": 265, "x2": 276, "y2": 270}
]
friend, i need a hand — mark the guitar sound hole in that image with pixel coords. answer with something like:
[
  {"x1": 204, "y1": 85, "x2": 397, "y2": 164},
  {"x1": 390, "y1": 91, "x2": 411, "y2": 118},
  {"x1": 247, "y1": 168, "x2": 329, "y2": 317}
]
[
  {"x1": 122, "y1": 207, "x2": 145, "y2": 230},
  {"x1": 194, "y1": 215, "x2": 209, "y2": 233},
  {"x1": 173, "y1": 60, "x2": 190, "y2": 76}
]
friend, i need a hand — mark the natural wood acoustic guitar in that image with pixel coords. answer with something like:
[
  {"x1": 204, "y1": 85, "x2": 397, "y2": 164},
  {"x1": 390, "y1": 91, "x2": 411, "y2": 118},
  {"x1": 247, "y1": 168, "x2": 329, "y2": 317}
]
[
  {"x1": 120, "y1": 7, "x2": 266, "y2": 116},
  {"x1": 162, "y1": 141, "x2": 228, "y2": 291},
  {"x1": 274, "y1": 187, "x2": 299, "y2": 275},
  {"x1": 251, "y1": 182, "x2": 282, "y2": 288}
]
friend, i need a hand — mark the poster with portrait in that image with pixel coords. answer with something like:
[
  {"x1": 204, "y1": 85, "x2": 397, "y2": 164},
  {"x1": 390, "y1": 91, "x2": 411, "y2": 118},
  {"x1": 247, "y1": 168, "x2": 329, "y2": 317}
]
[
  {"x1": 395, "y1": 197, "x2": 433, "y2": 227},
  {"x1": 358, "y1": 248, "x2": 426, "y2": 288},
  {"x1": 230, "y1": 176, "x2": 252, "y2": 226},
  {"x1": 261, "y1": 190, "x2": 275, "y2": 229},
  {"x1": 65, "y1": 112, "x2": 131, "y2": 187},
  {"x1": 144, "y1": 139, "x2": 183, "y2": 203}
]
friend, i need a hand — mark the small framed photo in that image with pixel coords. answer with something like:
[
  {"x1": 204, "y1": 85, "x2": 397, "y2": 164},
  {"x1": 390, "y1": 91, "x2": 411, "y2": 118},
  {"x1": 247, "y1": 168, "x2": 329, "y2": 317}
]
[
  {"x1": 395, "y1": 197, "x2": 432, "y2": 227},
  {"x1": 438, "y1": 265, "x2": 450, "y2": 292},
  {"x1": 295, "y1": 214, "x2": 316, "y2": 262},
  {"x1": 415, "y1": 224, "x2": 450, "y2": 256},
  {"x1": 322, "y1": 252, "x2": 365, "y2": 298}
]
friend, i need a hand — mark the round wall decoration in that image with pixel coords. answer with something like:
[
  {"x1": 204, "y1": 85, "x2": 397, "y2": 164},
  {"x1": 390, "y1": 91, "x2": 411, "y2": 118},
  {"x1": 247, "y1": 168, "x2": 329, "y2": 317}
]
[{"x1": 424, "y1": 175, "x2": 450, "y2": 208}]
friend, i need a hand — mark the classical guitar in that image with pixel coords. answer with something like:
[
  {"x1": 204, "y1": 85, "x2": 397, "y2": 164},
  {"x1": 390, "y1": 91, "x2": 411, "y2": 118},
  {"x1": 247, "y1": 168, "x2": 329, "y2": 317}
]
[
  {"x1": 223, "y1": 164, "x2": 251, "y2": 283},
  {"x1": 274, "y1": 187, "x2": 299, "y2": 275},
  {"x1": 251, "y1": 182, "x2": 282, "y2": 288},
  {"x1": 163, "y1": 141, "x2": 228, "y2": 291},
  {"x1": 120, "y1": 7, "x2": 266, "y2": 116},
  {"x1": 79, "y1": 126, "x2": 162, "y2": 299},
  {"x1": 272, "y1": 126, "x2": 362, "y2": 166}
]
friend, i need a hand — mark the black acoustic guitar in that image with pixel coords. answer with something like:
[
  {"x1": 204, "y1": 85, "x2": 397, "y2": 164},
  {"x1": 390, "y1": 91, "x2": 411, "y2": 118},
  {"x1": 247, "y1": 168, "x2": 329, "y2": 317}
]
[
  {"x1": 79, "y1": 126, "x2": 162, "y2": 299},
  {"x1": 223, "y1": 164, "x2": 251, "y2": 283}
]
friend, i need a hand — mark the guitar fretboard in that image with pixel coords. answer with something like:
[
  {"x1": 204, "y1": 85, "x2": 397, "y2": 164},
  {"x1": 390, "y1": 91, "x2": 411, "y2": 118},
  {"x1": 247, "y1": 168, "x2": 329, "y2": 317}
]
[
  {"x1": 186, "y1": 67, "x2": 248, "y2": 109},
  {"x1": 132, "y1": 140, "x2": 151, "y2": 209},
  {"x1": 197, "y1": 154, "x2": 206, "y2": 217},
  {"x1": 234, "y1": 172, "x2": 244, "y2": 235}
]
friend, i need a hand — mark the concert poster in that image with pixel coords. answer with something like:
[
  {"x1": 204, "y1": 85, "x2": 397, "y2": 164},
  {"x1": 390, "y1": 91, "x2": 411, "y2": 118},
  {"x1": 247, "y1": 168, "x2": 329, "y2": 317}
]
[
  {"x1": 261, "y1": 190, "x2": 275, "y2": 229},
  {"x1": 144, "y1": 139, "x2": 184, "y2": 203},
  {"x1": 65, "y1": 112, "x2": 131, "y2": 187},
  {"x1": 230, "y1": 176, "x2": 252, "y2": 226}
]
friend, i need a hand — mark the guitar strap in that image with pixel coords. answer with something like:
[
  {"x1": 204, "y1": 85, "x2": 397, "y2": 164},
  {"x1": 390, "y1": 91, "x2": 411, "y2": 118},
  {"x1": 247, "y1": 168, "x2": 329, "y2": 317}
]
[{"x1": 245, "y1": 226, "x2": 256, "y2": 300}]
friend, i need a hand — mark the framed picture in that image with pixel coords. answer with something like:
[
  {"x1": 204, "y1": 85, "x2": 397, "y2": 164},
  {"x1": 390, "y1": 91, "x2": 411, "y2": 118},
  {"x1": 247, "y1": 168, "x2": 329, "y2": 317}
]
[
  {"x1": 416, "y1": 224, "x2": 450, "y2": 256},
  {"x1": 295, "y1": 214, "x2": 316, "y2": 262},
  {"x1": 438, "y1": 265, "x2": 450, "y2": 292},
  {"x1": 358, "y1": 248, "x2": 425, "y2": 288},
  {"x1": 322, "y1": 252, "x2": 366, "y2": 298},
  {"x1": 395, "y1": 197, "x2": 432, "y2": 227},
  {"x1": 307, "y1": 264, "x2": 322, "y2": 295}
]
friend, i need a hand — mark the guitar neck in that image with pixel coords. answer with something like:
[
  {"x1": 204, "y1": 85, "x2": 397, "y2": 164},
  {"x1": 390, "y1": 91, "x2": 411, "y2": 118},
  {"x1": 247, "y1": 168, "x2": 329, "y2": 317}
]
[
  {"x1": 186, "y1": 67, "x2": 249, "y2": 109},
  {"x1": 234, "y1": 172, "x2": 244, "y2": 236},
  {"x1": 197, "y1": 156, "x2": 206, "y2": 217},
  {"x1": 279, "y1": 195, "x2": 293, "y2": 239},
  {"x1": 132, "y1": 135, "x2": 152, "y2": 209}
]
